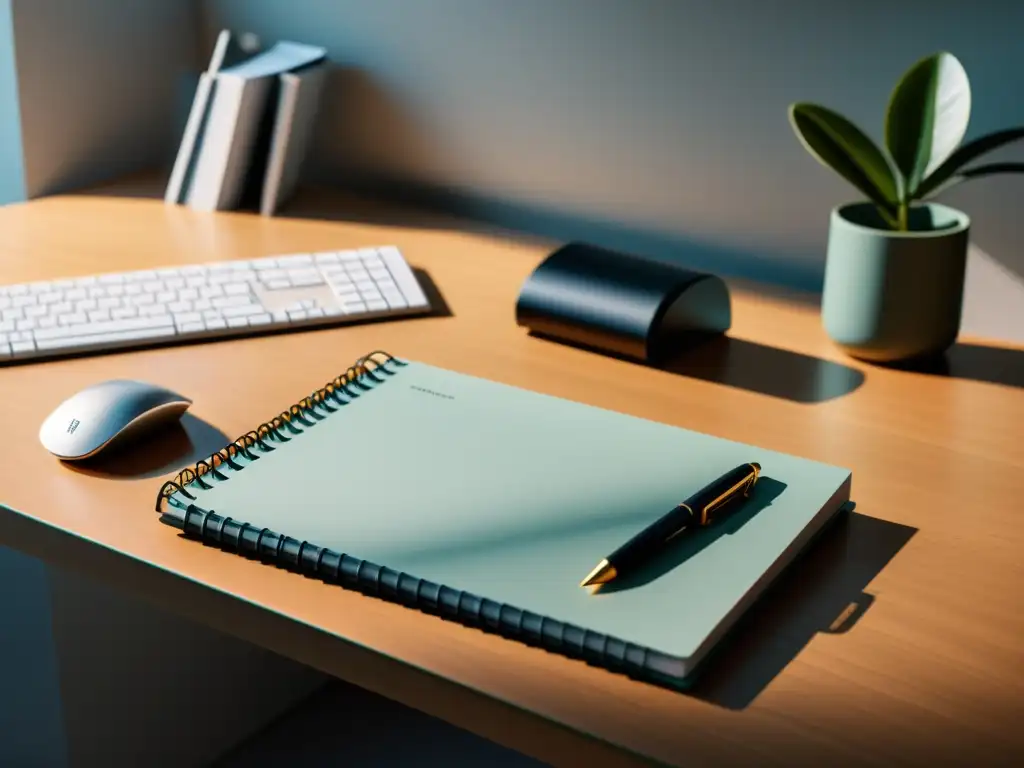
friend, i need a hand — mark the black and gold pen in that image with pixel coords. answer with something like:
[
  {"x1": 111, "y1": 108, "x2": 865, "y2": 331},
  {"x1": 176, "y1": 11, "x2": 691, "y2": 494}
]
[{"x1": 580, "y1": 462, "x2": 761, "y2": 588}]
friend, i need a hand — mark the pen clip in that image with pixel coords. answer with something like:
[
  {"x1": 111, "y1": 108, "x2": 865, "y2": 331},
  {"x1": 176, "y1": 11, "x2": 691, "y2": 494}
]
[{"x1": 699, "y1": 464, "x2": 760, "y2": 525}]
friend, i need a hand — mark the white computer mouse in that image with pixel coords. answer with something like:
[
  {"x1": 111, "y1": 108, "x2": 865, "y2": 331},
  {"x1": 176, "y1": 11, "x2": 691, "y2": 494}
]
[{"x1": 39, "y1": 379, "x2": 192, "y2": 461}]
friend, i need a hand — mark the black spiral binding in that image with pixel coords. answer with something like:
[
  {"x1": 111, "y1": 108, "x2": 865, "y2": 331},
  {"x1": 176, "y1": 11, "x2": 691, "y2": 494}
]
[
  {"x1": 153, "y1": 348, "x2": 675, "y2": 688},
  {"x1": 154, "y1": 349, "x2": 404, "y2": 508}
]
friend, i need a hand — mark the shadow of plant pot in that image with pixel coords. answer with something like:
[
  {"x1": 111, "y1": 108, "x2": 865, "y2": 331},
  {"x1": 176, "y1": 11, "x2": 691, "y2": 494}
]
[{"x1": 821, "y1": 201, "x2": 970, "y2": 364}]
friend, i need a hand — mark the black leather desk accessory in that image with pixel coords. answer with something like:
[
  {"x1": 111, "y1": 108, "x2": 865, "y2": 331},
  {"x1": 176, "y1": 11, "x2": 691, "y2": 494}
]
[{"x1": 515, "y1": 242, "x2": 731, "y2": 363}]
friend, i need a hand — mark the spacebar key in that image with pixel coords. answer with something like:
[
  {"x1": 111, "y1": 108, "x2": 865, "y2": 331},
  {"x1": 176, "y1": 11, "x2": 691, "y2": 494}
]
[
  {"x1": 34, "y1": 315, "x2": 175, "y2": 341},
  {"x1": 35, "y1": 326, "x2": 176, "y2": 351}
]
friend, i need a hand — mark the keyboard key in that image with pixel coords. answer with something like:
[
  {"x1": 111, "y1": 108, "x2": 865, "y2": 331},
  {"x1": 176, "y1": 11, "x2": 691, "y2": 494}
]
[
  {"x1": 249, "y1": 313, "x2": 272, "y2": 326},
  {"x1": 212, "y1": 295, "x2": 251, "y2": 308},
  {"x1": 264, "y1": 279, "x2": 291, "y2": 290},
  {"x1": 382, "y1": 291, "x2": 407, "y2": 309},
  {"x1": 11, "y1": 339, "x2": 36, "y2": 355},
  {"x1": 227, "y1": 317, "x2": 248, "y2": 328},
  {"x1": 35, "y1": 315, "x2": 174, "y2": 341},
  {"x1": 178, "y1": 321, "x2": 205, "y2": 334},
  {"x1": 35, "y1": 326, "x2": 175, "y2": 352},
  {"x1": 221, "y1": 304, "x2": 264, "y2": 318},
  {"x1": 289, "y1": 273, "x2": 323, "y2": 288},
  {"x1": 223, "y1": 282, "x2": 250, "y2": 296}
]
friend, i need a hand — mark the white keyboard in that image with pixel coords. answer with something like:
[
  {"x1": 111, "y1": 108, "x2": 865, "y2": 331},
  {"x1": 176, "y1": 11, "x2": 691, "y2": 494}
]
[{"x1": 0, "y1": 246, "x2": 431, "y2": 364}]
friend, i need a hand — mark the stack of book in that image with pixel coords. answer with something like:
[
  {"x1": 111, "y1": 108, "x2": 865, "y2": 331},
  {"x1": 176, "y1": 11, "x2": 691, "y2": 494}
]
[{"x1": 165, "y1": 30, "x2": 328, "y2": 216}]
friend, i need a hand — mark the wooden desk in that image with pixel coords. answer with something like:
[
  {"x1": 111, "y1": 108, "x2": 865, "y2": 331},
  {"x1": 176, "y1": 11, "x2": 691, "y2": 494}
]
[{"x1": 1, "y1": 191, "x2": 1022, "y2": 767}]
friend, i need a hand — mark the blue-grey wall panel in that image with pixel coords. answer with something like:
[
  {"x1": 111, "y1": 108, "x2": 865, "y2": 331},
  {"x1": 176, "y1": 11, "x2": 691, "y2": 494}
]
[
  {"x1": 200, "y1": 0, "x2": 1024, "y2": 295},
  {"x1": 0, "y1": 0, "x2": 25, "y2": 205}
]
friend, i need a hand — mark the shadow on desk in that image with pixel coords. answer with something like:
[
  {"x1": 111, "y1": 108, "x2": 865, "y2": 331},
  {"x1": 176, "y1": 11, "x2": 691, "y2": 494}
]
[
  {"x1": 528, "y1": 332, "x2": 865, "y2": 404},
  {"x1": 883, "y1": 341, "x2": 1024, "y2": 390},
  {"x1": 65, "y1": 413, "x2": 230, "y2": 480},
  {"x1": 687, "y1": 505, "x2": 917, "y2": 710}
]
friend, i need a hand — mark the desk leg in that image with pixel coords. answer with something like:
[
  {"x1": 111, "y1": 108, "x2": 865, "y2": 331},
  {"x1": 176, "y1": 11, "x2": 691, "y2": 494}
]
[{"x1": 3, "y1": 556, "x2": 327, "y2": 768}]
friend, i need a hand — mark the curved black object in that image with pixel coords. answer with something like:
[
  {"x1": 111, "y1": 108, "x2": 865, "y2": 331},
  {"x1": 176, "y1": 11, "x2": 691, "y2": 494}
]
[{"x1": 515, "y1": 242, "x2": 731, "y2": 362}]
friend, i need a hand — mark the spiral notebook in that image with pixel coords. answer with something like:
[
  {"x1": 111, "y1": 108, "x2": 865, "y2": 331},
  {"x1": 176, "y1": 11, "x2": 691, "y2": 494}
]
[{"x1": 155, "y1": 351, "x2": 852, "y2": 688}]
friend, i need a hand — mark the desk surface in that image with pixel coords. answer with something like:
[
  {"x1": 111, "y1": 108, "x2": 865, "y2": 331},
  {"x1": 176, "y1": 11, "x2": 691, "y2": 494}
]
[{"x1": 1, "y1": 189, "x2": 1022, "y2": 767}]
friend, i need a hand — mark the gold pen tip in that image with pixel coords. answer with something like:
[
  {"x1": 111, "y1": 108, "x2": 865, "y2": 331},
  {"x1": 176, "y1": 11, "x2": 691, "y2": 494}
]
[{"x1": 580, "y1": 560, "x2": 618, "y2": 588}]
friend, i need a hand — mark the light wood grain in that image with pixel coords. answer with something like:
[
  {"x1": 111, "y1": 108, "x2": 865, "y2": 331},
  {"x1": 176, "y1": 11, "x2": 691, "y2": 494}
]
[{"x1": 0, "y1": 191, "x2": 1022, "y2": 767}]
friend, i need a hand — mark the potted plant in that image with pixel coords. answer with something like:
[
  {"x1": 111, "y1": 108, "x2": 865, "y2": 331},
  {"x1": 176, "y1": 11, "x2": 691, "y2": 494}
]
[{"x1": 789, "y1": 51, "x2": 1024, "y2": 363}]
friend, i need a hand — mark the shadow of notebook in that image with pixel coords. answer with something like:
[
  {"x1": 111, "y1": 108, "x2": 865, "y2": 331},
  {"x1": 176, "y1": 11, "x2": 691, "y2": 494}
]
[{"x1": 158, "y1": 355, "x2": 851, "y2": 688}]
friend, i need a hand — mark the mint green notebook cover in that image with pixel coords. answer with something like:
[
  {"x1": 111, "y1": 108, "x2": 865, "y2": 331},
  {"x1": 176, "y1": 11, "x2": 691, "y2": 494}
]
[{"x1": 158, "y1": 354, "x2": 851, "y2": 686}]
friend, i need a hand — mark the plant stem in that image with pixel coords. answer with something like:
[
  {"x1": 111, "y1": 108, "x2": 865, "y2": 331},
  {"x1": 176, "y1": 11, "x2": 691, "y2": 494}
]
[{"x1": 897, "y1": 202, "x2": 909, "y2": 231}]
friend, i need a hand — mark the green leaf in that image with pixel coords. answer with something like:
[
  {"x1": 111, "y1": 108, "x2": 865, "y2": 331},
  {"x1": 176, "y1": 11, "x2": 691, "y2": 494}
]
[
  {"x1": 921, "y1": 162, "x2": 1024, "y2": 198},
  {"x1": 789, "y1": 103, "x2": 899, "y2": 215},
  {"x1": 917, "y1": 127, "x2": 1024, "y2": 198},
  {"x1": 884, "y1": 51, "x2": 971, "y2": 198}
]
